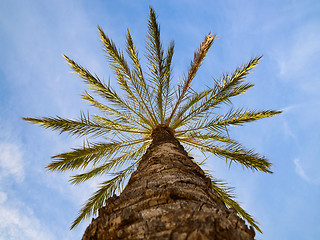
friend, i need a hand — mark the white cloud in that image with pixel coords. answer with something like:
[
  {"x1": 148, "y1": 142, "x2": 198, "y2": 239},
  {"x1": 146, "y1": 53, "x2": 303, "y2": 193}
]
[
  {"x1": 294, "y1": 158, "x2": 320, "y2": 185},
  {"x1": 274, "y1": 23, "x2": 320, "y2": 95},
  {"x1": 0, "y1": 191, "x2": 7, "y2": 204},
  {"x1": 0, "y1": 143, "x2": 24, "y2": 182},
  {"x1": 294, "y1": 158, "x2": 310, "y2": 182},
  {"x1": 0, "y1": 191, "x2": 54, "y2": 240},
  {"x1": 277, "y1": 23, "x2": 320, "y2": 77},
  {"x1": 281, "y1": 119, "x2": 297, "y2": 142},
  {"x1": 293, "y1": 158, "x2": 320, "y2": 185}
]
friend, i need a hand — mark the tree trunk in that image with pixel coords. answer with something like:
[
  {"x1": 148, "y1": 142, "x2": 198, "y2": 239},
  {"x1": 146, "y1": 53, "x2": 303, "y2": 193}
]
[{"x1": 82, "y1": 126, "x2": 255, "y2": 239}]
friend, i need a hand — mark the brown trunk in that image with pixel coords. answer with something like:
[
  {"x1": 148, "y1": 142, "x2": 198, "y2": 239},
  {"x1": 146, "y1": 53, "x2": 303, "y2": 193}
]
[{"x1": 82, "y1": 126, "x2": 255, "y2": 239}]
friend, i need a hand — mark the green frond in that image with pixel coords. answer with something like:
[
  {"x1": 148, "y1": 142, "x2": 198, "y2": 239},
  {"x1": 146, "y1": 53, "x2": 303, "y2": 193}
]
[
  {"x1": 174, "y1": 116, "x2": 214, "y2": 136},
  {"x1": 22, "y1": 115, "x2": 109, "y2": 138},
  {"x1": 214, "y1": 146, "x2": 273, "y2": 173},
  {"x1": 206, "y1": 56, "x2": 262, "y2": 107},
  {"x1": 164, "y1": 41, "x2": 174, "y2": 85},
  {"x1": 69, "y1": 142, "x2": 150, "y2": 185},
  {"x1": 97, "y1": 25, "x2": 132, "y2": 82},
  {"x1": 81, "y1": 91, "x2": 150, "y2": 130},
  {"x1": 146, "y1": 7, "x2": 166, "y2": 124},
  {"x1": 206, "y1": 174, "x2": 262, "y2": 233},
  {"x1": 70, "y1": 165, "x2": 136, "y2": 229},
  {"x1": 63, "y1": 55, "x2": 111, "y2": 98},
  {"x1": 175, "y1": 108, "x2": 281, "y2": 135},
  {"x1": 214, "y1": 109, "x2": 283, "y2": 127},
  {"x1": 126, "y1": 29, "x2": 144, "y2": 81},
  {"x1": 180, "y1": 139, "x2": 272, "y2": 173},
  {"x1": 171, "y1": 88, "x2": 213, "y2": 129},
  {"x1": 93, "y1": 115, "x2": 148, "y2": 135},
  {"x1": 166, "y1": 33, "x2": 215, "y2": 126},
  {"x1": 47, "y1": 138, "x2": 149, "y2": 172},
  {"x1": 98, "y1": 25, "x2": 159, "y2": 127},
  {"x1": 162, "y1": 41, "x2": 175, "y2": 118},
  {"x1": 82, "y1": 91, "x2": 120, "y2": 115},
  {"x1": 177, "y1": 132, "x2": 238, "y2": 145},
  {"x1": 64, "y1": 55, "x2": 152, "y2": 129},
  {"x1": 171, "y1": 57, "x2": 261, "y2": 129},
  {"x1": 125, "y1": 28, "x2": 158, "y2": 126}
]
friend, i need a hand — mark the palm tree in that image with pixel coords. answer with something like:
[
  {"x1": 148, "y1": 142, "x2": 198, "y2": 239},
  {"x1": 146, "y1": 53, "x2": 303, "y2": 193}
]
[{"x1": 23, "y1": 8, "x2": 281, "y2": 239}]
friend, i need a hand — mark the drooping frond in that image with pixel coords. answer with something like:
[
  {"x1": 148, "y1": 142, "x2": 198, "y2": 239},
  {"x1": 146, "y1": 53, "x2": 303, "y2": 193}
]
[
  {"x1": 180, "y1": 138, "x2": 272, "y2": 173},
  {"x1": 70, "y1": 164, "x2": 137, "y2": 229},
  {"x1": 206, "y1": 174, "x2": 262, "y2": 233}
]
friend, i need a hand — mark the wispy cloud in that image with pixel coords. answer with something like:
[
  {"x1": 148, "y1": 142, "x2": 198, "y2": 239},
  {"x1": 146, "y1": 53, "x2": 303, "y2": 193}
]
[
  {"x1": 294, "y1": 158, "x2": 310, "y2": 182},
  {"x1": 0, "y1": 190, "x2": 55, "y2": 240},
  {"x1": 294, "y1": 158, "x2": 320, "y2": 185},
  {"x1": 0, "y1": 191, "x2": 7, "y2": 203},
  {"x1": 274, "y1": 22, "x2": 320, "y2": 94},
  {"x1": 0, "y1": 143, "x2": 24, "y2": 182}
]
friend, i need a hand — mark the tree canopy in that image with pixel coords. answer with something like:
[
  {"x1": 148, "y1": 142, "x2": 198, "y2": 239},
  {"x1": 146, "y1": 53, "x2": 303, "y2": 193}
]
[{"x1": 23, "y1": 7, "x2": 281, "y2": 233}]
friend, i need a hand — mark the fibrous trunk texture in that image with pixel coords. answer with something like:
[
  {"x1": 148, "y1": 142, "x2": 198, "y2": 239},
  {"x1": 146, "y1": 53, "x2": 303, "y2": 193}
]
[{"x1": 82, "y1": 126, "x2": 255, "y2": 240}]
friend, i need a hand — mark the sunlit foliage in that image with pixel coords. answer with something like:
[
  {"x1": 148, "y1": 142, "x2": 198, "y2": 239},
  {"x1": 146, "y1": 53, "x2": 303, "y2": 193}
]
[{"x1": 23, "y1": 7, "x2": 281, "y2": 232}]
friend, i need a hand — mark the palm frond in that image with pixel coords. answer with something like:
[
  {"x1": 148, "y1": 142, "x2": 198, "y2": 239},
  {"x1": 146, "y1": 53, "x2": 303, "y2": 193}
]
[
  {"x1": 171, "y1": 57, "x2": 262, "y2": 129},
  {"x1": 205, "y1": 173, "x2": 262, "y2": 233},
  {"x1": 171, "y1": 88, "x2": 213, "y2": 129},
  {"x1": 98, "y1": 25, "x2": 158, "y2": 127},
  {"x1": 146, "y1": 7, "x2": 166, "y2": 124},
  {"x1": 22, "y1": 114, "x2": 108, "y2": 138},
  {"x1": 176, "y1": 108, "x2": 281, "y2": 136},
  {"x1": 125, "y1": 28, "x2": 158, "y2": 126},
  {"x1": 47, "y1": 138, "x2": 149, "y2": 172},
  {"x1": 97, "y1": 26, "x2": 136, "y2": 106},
  {"x1": 69, "y1": 141, "x2": 150, "y2": 185},
  {"x1": 64, "y1": 55, "x2": 152, "y2": 129},
  {"x1": 213, "y1": 109, "x2": 282, "y2": 127},
  {"x1": 93, "y1": 115, "x2": 148, "y2": 135},
  {"x1": 81, "y1": 91, "x2": 150, "y2": 130},
  {"x1": 213, "y1": 56, "x2": 262, "y2": 103},
  {"x1": 180, "y1": 138, "x2": 272, "y2": 173},
  {"x1": 166, "y1": 33, "x2": 215, "y2": 126},
  {"x1": 174, "y1": 116, "x2": 217, "y2": 136},
  {"x1": 162, "y1": 41, "x2": 175, "y2": 118},
  {"x1": 177, "y1": 132, "x2": 238, "y2": 145}
]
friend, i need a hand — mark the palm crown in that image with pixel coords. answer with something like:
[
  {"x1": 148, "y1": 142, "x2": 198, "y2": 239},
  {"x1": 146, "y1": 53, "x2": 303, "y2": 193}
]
[{"x1": 23, "y1": 8, "x2": 281, "y2": 233}]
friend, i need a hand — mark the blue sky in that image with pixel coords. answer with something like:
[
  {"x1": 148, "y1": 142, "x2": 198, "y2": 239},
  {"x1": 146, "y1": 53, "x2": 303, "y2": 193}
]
[{"x1": 0, "y1": 0, "x2": 319, "y2": 239}]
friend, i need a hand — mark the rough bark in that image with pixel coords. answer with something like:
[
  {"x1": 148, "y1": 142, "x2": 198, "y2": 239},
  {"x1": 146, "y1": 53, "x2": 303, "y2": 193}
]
[{"x1": 82, "y1": 126, "x2": 255, "y2": 239}]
